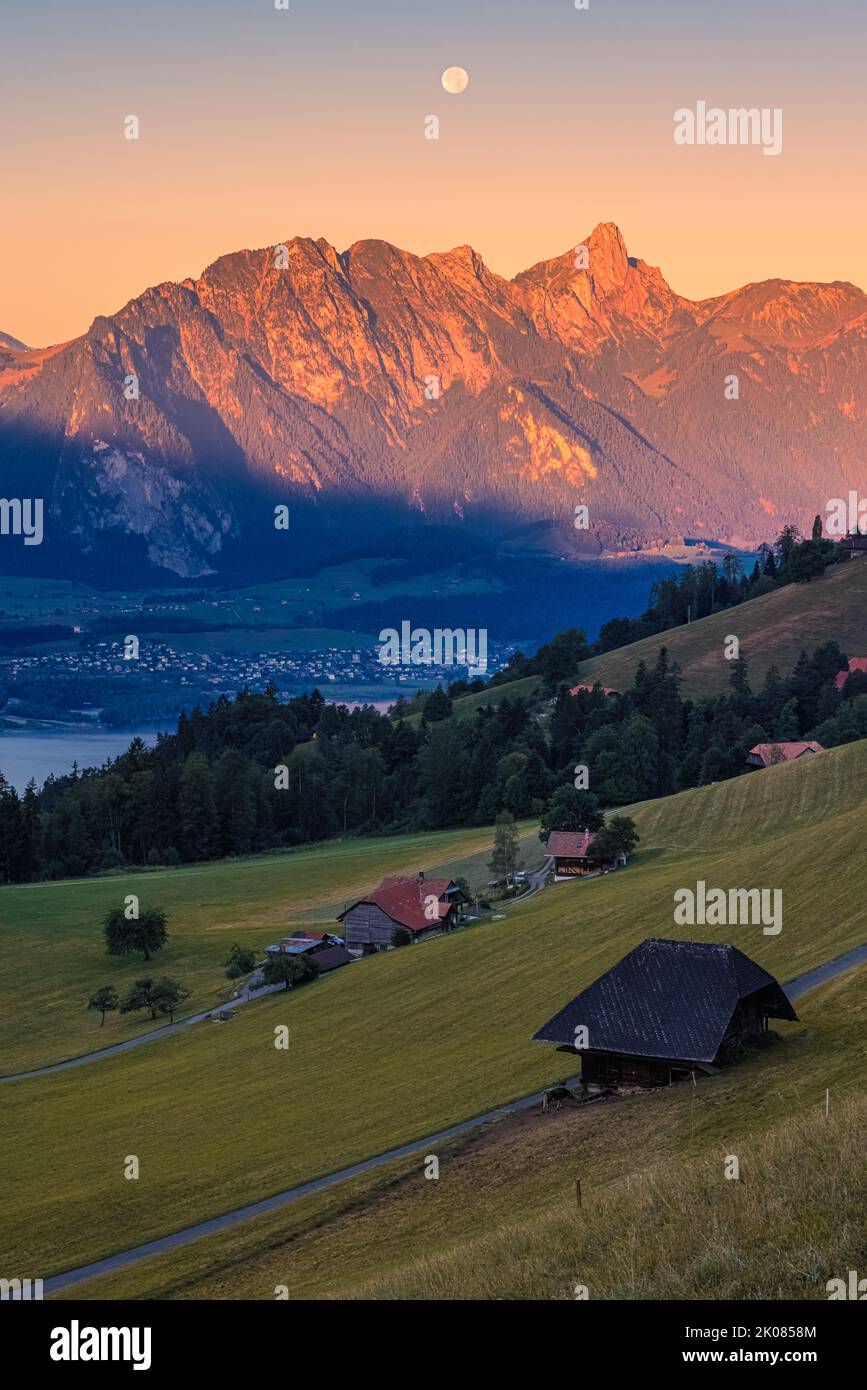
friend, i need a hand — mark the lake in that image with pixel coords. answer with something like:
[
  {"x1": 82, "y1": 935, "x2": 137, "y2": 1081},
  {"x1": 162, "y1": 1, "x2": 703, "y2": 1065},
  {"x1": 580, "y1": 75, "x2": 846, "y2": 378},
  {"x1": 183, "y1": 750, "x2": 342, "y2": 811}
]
[
  {"x1": 0, "y1": 699, "x2": 395, "y2": 791},
  {"x1": 0, "y1": 728, "x2": 160, "y2": 793}
]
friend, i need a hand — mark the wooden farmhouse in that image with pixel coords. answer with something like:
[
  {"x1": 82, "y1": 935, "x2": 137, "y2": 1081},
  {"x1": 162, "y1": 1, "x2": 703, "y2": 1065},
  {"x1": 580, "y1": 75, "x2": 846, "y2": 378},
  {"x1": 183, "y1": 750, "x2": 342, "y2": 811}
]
[
  {"x1": 533, "y1": 937, "x2": 797, "y2": 1090},
  {"x1": 337, "y1": 872, "x2": 465, "y2": 953},
  {"x1": 545, "y1": 829, "x2": 626, "y2": 880},
  {"x1": 746, "y1": 741, "x2": 824, "y2": 769}
]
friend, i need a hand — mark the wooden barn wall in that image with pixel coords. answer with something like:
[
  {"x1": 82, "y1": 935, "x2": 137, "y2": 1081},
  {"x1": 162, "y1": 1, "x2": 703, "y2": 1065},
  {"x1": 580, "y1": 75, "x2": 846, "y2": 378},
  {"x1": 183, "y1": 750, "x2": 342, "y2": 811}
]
[{"x1": 343, "y1": 903, "x2": 400, "y2": 948}]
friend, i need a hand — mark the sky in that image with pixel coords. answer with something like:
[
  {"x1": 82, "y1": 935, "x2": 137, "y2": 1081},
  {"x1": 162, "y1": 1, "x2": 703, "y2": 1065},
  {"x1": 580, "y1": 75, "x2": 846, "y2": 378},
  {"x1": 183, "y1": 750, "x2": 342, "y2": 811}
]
[{"x1": 2, "y1": 0, "x2": 865, "y2": 347}]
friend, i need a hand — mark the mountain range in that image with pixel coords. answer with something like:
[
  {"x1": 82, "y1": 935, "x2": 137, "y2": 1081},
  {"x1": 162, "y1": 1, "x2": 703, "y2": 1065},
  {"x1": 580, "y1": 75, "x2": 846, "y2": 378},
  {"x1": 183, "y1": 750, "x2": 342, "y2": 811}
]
[{"x1": 1, "y1": 221, "x2": 865, "y2": 581}]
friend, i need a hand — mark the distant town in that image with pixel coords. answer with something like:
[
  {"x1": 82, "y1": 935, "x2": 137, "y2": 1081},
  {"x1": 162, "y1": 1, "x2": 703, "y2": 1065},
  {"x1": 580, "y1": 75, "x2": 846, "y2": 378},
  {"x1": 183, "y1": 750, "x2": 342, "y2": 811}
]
[{"x1": 0, "y1": 636, "x2": 517, "y2": 730}]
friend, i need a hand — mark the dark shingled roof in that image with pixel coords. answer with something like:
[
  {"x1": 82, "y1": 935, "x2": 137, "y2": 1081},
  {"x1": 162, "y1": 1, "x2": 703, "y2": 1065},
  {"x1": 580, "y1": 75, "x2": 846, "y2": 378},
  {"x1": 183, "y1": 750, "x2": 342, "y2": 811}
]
[
  {"x1": 312, "y1": 944, "x2": 354, "y2": 973},
  {"x1": 533, "y1": 938, "x2": 797, "y2": 1064}
]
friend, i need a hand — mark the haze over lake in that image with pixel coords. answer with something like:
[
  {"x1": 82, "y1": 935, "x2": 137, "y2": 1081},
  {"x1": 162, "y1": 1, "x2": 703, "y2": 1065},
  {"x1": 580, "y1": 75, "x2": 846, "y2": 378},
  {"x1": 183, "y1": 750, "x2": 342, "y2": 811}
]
[{"x1": 0, "y1": 729, "x2": 159, "y2": 793}]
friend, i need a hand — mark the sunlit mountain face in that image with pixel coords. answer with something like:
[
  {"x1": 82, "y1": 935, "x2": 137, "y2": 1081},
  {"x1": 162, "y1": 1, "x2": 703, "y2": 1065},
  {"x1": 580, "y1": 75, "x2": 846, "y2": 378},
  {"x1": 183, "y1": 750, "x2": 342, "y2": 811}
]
[{"x1": 2, "y1": 221, "x2": 865, "y2": 583}]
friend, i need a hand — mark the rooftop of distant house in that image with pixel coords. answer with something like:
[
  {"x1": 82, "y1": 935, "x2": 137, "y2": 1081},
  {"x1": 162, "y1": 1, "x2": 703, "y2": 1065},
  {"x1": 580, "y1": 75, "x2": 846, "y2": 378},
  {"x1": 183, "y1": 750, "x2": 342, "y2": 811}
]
[
  {"x1": 747, "y1": 741, "x2": 824, "y2": 765},
  {"x1": 265, "y1": 930, "x2": 342, "y2": 955},
  {"x1": 569, "y1": 683, "x2": 620, "y2": 697},
  {"x1": 263, "y1": 931, "x2": 352, "y2": 973},
  {"x1": 545, "y1": 829, "x2": 597, "y2": 858},
  {"x1": 835, "y1": 657, "x2": 867, "y2": 690}
]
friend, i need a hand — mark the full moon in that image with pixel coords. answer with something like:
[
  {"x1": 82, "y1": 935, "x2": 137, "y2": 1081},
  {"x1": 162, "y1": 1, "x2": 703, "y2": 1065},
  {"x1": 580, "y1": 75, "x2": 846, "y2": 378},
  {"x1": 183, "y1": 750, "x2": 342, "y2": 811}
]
[{"x1": 441, "y1": 66, "x2": 469, "y2": 95}]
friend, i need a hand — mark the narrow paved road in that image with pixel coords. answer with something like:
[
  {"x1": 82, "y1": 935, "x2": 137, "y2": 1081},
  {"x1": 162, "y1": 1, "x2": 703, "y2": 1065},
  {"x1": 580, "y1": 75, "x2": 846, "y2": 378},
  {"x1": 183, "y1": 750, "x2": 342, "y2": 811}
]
[
  {"x1": 38, "y1": 942, "x2": 867, "y2": 1296},
  {"x1": 3, "y1": 866, "x2": 552, "y2": 1086},
  {"x1": 41, "y1": 1080, "x2": 574, "y2": 1296},
  {"x1": 784, "y1": 941, "x2": 867, "y2": 1000},
  {"x1": 0, "y1": 981, "x2": 285, "y2": 1084},
  {"x1": 522, "y1": 857, "x2": 553, "y2": 897}
]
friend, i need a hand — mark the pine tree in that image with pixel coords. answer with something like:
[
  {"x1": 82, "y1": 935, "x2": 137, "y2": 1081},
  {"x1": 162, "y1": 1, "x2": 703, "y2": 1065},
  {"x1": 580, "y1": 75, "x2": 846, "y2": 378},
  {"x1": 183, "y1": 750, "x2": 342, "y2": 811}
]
[
  {"x1": 0, "y1": 773, "x2": 23, "y2": 883},
  {"x1": 178, "y1": 752, "x2": 218, "y2": 860},
  {"x1": 18, "y1": 780, "x2": 41, "y2": 881},
  {"x1": 422, "y1": 686, "x2": 453, "y2": 723}
]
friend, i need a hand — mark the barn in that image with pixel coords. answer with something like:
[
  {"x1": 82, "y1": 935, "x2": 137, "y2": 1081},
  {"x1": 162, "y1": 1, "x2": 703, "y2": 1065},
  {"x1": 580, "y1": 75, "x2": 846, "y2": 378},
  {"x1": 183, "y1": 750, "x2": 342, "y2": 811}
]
[
  {"x1": 533, "y1": 937, "x2": 798, "y2": 1089},
  {"x1": 545, "y1": 829, "x2": 626, "y2": 879},
  {"x1": 337, "y1": 872, "x2": 465, "y2": 953},
  {"x1": 745, "y1": 741, "x2": 824, "y2": 769}
]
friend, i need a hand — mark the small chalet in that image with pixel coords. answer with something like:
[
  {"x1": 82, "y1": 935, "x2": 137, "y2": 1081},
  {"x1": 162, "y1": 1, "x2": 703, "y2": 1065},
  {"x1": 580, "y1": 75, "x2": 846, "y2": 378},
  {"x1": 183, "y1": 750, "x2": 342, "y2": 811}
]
[
  {"x1": 569, "y1": 683, "x2": 619, "y2": 698},
  {"x1": 834, "y1": 658, "x2": 867, "y2": 690},
  {"x1": 533, "y1": 937, "x2": 797, "y2": 1090},
  {"x1": 746, "y1": 741, "x2": 824, "y2": 769},
  {"x1": 264, "y1": 931, "x2": 353, "y2": 974},
  {"x1": 337, "y1": 872, "x2": 465, "y2": 953},
  {"x1": 545, "y1": 829, "x2": 626, "y2": 880}
]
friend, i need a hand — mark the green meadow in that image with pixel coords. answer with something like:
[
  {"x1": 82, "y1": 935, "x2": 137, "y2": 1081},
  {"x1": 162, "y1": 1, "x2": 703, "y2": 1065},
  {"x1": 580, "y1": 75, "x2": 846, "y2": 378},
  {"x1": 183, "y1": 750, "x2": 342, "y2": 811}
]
[
  {"x1": 3, "y1": 738, "x2": 867, "y2": 1287},
  {"x1": 0, "y1": 821, "x2": 543, "y2": 1073},
  {"x1": 72, "y1": 965, "x2": 867, "y2": 1300}
]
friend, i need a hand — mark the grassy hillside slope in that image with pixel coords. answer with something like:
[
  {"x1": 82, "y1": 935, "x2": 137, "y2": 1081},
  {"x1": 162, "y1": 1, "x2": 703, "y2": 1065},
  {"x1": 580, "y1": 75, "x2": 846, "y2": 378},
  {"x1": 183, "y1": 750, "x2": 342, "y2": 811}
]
[
  {"x1": 0, "y1": 821, "x2": 543, "y2": 1073},
  {"x1": 3, "y1": 738, "x2": 867, "y2": 1282},
  {"x1": 438, "y1": 555, "x2": 867, "y2": 718},
  {"x1": 69, "y1": 965, "x2": 867, "y2": 1300},
  {"x1": 580, "y1": 556, "x2": 867, "y2": 699},
  {"x1": 354, "y1": 1086, "x2": 865, "y2": 1301}
]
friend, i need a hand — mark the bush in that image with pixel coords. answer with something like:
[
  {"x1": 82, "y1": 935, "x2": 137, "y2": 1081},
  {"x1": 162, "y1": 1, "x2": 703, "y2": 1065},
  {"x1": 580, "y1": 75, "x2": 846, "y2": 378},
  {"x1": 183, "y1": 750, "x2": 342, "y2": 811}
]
[
  {"x1": 98, "y1": 849, "x2": 127, "y2": 870},
  {"x1": 225, "y1": 942, "x2": 257, "y2": 978}
]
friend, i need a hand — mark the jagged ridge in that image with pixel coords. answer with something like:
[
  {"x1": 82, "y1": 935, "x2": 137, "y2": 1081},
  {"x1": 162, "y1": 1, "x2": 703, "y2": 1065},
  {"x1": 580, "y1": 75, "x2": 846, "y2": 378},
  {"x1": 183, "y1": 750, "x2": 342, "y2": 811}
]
[{"x1": 1, "y1": 224, "x2": 865, "y2": 578}]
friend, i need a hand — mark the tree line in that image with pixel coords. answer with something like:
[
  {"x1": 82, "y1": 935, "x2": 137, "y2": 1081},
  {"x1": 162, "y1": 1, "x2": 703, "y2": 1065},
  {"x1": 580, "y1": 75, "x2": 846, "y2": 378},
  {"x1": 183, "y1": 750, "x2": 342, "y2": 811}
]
[
  {"x1": 0, "y1": 525, "x2": 862, "y2": 885},
  {"x1": 2, "y1": 632, "x2": 863, "y2": 885}
]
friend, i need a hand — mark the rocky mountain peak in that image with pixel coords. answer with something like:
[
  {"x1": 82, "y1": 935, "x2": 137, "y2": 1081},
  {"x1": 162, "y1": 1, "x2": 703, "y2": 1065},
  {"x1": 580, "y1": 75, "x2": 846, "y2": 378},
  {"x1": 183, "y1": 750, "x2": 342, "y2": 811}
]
[{"x1": 2, "y1": 225, "x2": 865, "y2": 580}]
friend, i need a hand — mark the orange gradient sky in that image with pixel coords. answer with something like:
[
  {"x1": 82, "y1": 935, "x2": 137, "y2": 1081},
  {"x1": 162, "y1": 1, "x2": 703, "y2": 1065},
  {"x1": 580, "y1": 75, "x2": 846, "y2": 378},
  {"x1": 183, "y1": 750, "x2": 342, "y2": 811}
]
[{"x1": 2, "y1": 0, "x2": 865, "y2": 347}]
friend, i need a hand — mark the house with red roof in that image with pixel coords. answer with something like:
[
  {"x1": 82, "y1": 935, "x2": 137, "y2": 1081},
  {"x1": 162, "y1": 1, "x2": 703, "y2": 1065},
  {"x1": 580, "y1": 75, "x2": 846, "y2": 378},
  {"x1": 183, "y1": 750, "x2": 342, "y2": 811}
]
[
  {"x1": 569, "y1": 683, "x2": 620, "y2": 698},
  {"x1": 545, "y1": 829, "x2": 626, "y2": 880},
  {"x1": 834, "y1": 658, "x2": 867, "y2": 691},
  {"x1": 337, "y1": 872, "x2": 465, "y2": 953},
  {"x1": 746, "y1": 741, "x2": 824, "y2": 770}
]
